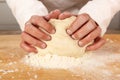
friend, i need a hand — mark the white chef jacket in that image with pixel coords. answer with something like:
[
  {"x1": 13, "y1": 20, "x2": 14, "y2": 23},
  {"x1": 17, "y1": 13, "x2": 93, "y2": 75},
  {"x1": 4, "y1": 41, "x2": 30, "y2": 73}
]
[{"x1": 6, "y1": 0, "x2": 120, "y2": 36}]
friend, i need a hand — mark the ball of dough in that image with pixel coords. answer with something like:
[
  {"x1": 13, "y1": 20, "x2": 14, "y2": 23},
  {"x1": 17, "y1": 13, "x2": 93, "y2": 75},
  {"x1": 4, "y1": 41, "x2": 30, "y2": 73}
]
[{"x1": 36, "y1": 16, "x2": 87, "y2": 57}]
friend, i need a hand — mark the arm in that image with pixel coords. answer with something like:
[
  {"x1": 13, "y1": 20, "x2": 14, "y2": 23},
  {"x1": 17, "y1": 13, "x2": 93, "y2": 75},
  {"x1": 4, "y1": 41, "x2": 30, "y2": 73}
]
[
  {"x1": 79, "y1": 0, "x2": 120, "y2": 36},
  {"x1": 6, "y1": 0, "x2": 48, "y2": 31}
]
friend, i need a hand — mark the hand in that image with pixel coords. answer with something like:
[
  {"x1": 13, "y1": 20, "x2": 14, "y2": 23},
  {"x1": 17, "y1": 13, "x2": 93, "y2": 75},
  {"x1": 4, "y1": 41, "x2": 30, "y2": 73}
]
[
  {"x1": 59, "y1": 12, "x2": 106, "y2": 51},
  {"x1": 20, "y1": 9, "x2": 61, "y2": 53}
]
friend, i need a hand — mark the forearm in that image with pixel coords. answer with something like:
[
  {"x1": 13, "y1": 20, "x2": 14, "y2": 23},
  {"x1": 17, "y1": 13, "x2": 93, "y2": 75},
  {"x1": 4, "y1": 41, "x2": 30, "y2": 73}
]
[
  {"x1": 79, "y1": 0, "x2": 120, "y2": 36},
  {"x1": 6, "y1": 0, "x2": 48, "y2": 31}
]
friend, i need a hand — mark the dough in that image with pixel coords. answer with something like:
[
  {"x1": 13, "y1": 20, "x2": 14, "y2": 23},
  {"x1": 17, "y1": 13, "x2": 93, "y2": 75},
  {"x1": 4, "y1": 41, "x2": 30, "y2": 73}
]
[{"x1": 36, "y1": 16, "x2": 87, "y2": 57}]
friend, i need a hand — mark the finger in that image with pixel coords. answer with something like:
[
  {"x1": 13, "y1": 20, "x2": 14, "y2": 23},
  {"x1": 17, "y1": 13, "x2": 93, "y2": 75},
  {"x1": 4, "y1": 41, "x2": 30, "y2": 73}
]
[
  {"x1": 86, "y1": 37, "x2": 106, "y2": 51},
  {"x1": 66, "y1": 13, "x2": 90, "y2": 35},
  {"x1": 20, "y1": 41, "x2": 37, "y2": 53},
  {"x1": 72, "y1": 19, "x2": 97, "y2": 40},
  {"x1": 58, "y1": 12, "x2": 76, "y2": 20},
  {"x1": 30, "y1": 15, "x2": 55, "y2": 34},
  {"x1": 44, "y1": 9, "x2": 61, "y2": 20},
  {"x1": 21, "y1": 32, "x2": 47, "y2": 49},
  {"x1": 78, "y1": 27, "x2": 101, "y2": 47},
  {"x1": 25, "y1": 23, "x2": 51, "y2": 41}
]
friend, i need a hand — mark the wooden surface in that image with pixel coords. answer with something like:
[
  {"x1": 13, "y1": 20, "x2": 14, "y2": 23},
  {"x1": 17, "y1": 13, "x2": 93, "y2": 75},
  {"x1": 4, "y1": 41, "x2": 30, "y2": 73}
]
[{"x1": 0, "y1": 34, "x2": 120, "y2": 80}]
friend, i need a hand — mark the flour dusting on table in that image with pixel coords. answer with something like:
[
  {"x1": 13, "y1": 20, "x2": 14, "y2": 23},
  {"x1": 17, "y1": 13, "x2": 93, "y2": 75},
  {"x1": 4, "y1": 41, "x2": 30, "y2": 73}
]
[{"x1": 22, "y1": 39, "x2": 120, "y2": 80}]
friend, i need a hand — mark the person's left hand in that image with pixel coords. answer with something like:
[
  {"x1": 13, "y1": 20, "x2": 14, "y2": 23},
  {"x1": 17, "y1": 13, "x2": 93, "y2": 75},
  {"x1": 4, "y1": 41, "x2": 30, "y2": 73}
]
[{"x1": 58, "y1": 12, "x2": 106, "y2": 51}]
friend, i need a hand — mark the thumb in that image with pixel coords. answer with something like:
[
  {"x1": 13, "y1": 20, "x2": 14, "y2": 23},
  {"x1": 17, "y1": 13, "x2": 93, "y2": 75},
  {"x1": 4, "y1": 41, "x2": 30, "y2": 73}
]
[{"x1": 44, "y1": 9, "x2": 61, "y2": 20}]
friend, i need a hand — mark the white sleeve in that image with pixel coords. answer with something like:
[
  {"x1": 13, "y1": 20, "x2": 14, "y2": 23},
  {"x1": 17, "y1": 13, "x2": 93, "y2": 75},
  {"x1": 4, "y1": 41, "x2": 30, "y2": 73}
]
[
  {"x1": 79, "y1": 0, "x2": 120, "y2": 36},
  {"x1": 6, "y1": 0, "x2": 48, "y2": 31}
]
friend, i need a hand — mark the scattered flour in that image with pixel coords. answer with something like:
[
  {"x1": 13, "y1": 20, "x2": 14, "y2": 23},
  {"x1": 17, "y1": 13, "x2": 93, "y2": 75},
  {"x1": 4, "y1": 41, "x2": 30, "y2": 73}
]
[
  {"x1": 22, "y1": 51, "x2": 120, "y2": 70},
  {"x1": 1, "y1": 70, "x2": 15, "y2": 75},
  {"x1": 22, "y1": 39, "x2": 120, "y2": 80}
]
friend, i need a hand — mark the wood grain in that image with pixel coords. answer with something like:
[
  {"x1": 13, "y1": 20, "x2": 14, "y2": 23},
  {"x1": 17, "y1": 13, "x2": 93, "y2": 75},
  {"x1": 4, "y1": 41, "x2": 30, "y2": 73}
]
[{"x1": 0, "y1": 34, "x2": 120, "y2": 80}]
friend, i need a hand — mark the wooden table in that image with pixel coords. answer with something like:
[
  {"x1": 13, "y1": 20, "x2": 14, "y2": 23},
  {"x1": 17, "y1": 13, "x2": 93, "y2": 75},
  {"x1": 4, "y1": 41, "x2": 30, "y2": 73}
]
[{"x1": 0, "y1": 34, "x2": 120, "y2": 80}]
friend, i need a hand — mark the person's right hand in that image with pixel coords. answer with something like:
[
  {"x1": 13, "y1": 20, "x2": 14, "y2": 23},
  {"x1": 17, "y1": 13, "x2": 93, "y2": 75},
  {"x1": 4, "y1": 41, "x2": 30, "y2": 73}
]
[{"x1": 20, "y1": 9, "x2": 61, "y2": 53}]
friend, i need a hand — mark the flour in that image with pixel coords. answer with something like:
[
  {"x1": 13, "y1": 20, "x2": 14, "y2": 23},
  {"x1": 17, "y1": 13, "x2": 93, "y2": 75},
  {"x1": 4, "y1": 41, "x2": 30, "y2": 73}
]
[{"x1": 1, "y1": 70, "x2": 15, "y2": 75}]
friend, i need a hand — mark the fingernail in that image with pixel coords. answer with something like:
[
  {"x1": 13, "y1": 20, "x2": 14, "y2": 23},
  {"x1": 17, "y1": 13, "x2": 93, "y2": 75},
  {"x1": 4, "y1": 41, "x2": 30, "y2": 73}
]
[
  {"x1": 66, "y1": 29, "x2": 72, "y2": 35},
  {"x1": 46, "y1": 36, "x2": 51, "y2": 40},
  {"x1": 71, "y1": 35, "x2": 77, "y2": 40},
  {"x1": 41, "y1": 43, "x2": 46, "y2": 49},
  {"x1": 79, "y1": 41, "x2": 83, "y2": 47},
  {"x1": 51, "y1": 29, "x2": 56, "y2": 34}
]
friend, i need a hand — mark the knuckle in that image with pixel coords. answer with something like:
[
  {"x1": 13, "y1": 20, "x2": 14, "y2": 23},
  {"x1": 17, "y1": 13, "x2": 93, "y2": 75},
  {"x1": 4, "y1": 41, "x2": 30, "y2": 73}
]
[
  {"x1": 87, "y1": 20, "x2": 97, "y2": 29},
  {"x1": 31, "y1": 15, "x2": 39, "y2": 19},
  {"x1": 30, "y1": 27, "x2": 38, "y2": 35},
  {"x1": 31, "y1": 18, "x2": 37, "y2": 23},
  {"x1": 98, "y1": 27, "x2": 102, "y2": 33},
  {"x1": 80, "y1": 13, "x2": 90, "y2": 20},
  {"x1": 24, "y1": 24, "x2": 28, "y2": 31},
  {"x1": 31, "y1": 15, "x2": 36, "y2": 21},
  {"x1": 85, "y1": 21, "x2": 95, "y2": 31},
  {"x1": 83, "y1": 13, "x2": 90, "y2": 18},
  {"x1": 26, "y1": 22, "x2": 31, "y2": 25},
  {"x1": 25, "y1": 21, "x2": 31, "y2": 26},
  {"x1": 31, "y1": 15, "x2": 41, "y2": 23}
]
